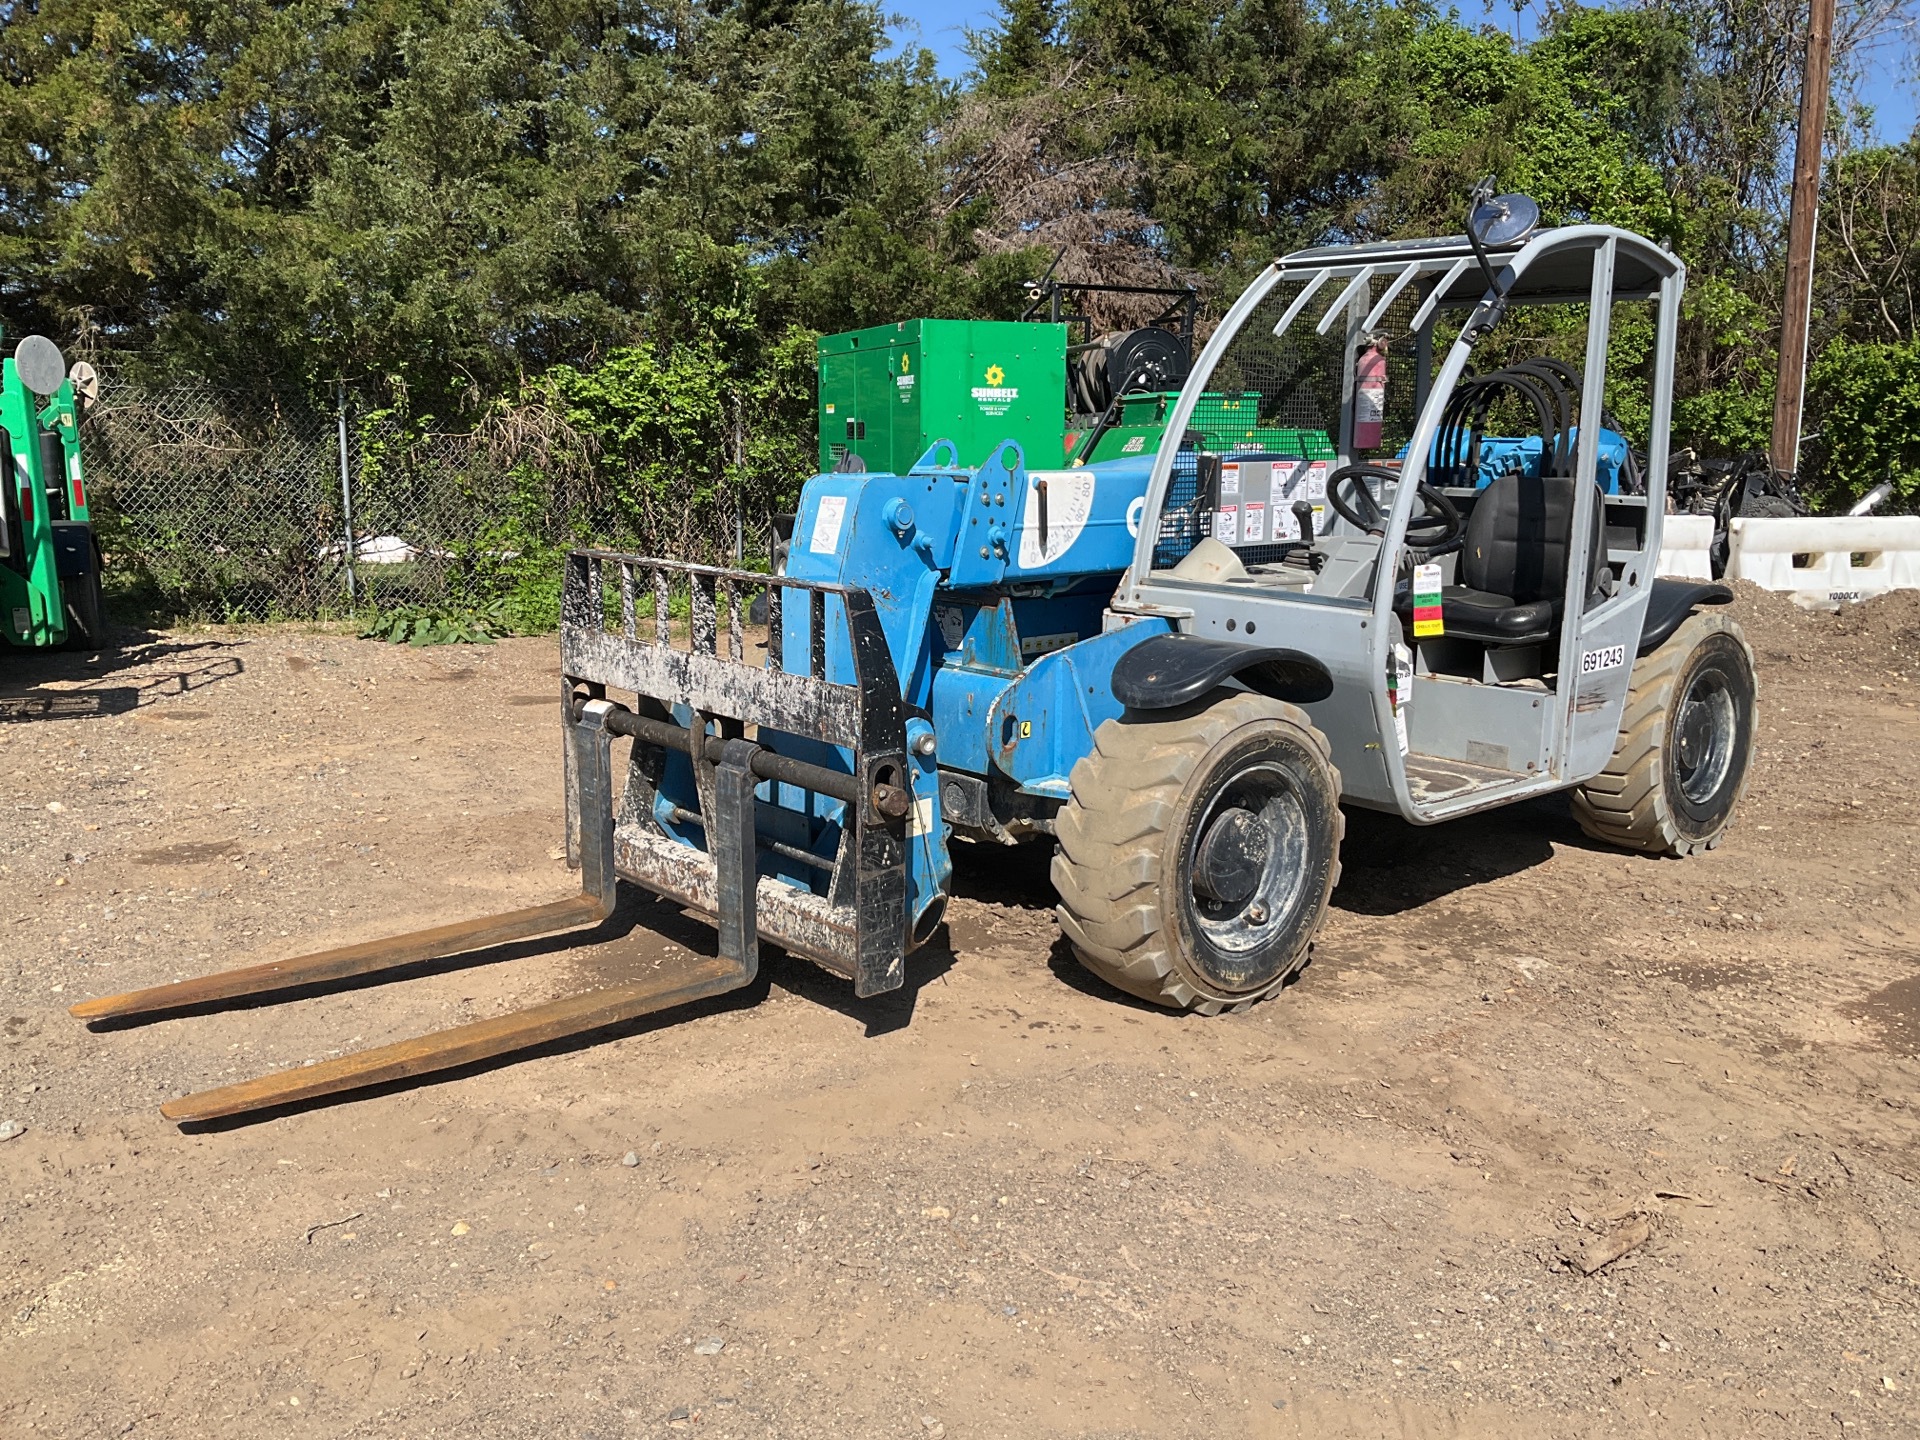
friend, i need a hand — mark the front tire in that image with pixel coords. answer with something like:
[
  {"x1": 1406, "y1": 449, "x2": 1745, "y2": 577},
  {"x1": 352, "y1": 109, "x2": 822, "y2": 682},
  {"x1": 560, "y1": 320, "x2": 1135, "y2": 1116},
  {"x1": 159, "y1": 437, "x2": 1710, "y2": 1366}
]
[
  {"x1": 1572, "y1": 611, "x2": 1757, "y2": 856},
  {"x1": 1052, "y1": 690, "x2": 1344, "y2": 1014}
]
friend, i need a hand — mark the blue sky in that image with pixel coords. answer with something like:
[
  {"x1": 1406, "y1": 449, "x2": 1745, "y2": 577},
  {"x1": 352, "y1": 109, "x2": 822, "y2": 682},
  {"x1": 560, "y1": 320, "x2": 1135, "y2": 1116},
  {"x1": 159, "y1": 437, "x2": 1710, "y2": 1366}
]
[{"x1": 882, "y1": 0, "x2": 1918, "y2": 144}]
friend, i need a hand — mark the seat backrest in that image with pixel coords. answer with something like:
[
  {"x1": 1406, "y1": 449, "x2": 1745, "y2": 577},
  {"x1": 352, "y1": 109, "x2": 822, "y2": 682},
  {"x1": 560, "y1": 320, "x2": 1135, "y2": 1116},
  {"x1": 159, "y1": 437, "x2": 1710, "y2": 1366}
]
[{"x1": 1460, "y1": 471, "x2": 1604, "y2": 604}]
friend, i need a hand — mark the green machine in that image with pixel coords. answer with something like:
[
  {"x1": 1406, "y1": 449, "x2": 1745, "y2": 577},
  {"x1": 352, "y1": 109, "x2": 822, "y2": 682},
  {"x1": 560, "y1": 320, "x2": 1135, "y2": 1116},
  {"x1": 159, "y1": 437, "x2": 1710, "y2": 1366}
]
[
  {"x1": 817, "y1": 287, "x2": 1337, "y2": 477},
  {"x1": 818, "y1": 319, "x2": 1072, "y2": 473},
  {"x1": 2, "y1": 331, "x2": 104, "y2": 651}
]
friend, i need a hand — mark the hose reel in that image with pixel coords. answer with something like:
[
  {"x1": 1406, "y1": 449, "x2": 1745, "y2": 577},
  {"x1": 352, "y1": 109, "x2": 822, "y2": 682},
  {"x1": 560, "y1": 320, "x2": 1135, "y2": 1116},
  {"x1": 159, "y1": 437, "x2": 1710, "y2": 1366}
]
[{"x1": 1070, "y1": 326, "x2": 1192, "y2": 416}]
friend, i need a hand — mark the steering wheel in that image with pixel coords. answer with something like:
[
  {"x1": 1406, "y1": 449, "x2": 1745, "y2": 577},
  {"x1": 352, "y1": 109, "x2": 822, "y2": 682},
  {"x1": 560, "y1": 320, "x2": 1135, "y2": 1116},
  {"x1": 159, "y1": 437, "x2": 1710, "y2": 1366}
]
[{"x1": 1325, "y1": 463, "x2": 1465, "y2": 552}]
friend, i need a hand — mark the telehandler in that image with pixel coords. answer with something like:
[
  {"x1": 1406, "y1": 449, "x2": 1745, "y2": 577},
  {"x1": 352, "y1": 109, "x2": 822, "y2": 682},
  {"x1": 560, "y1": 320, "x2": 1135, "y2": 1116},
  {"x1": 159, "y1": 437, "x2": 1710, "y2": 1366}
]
[{"x1": 76, "y1": 193, "x2": 1755, "y2": 1121}]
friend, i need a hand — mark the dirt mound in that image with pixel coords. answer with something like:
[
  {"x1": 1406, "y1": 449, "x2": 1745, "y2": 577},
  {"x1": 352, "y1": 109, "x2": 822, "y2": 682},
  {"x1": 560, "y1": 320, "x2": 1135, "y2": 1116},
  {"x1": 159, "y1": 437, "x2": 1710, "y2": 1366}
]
[{"x1": 1727, "y1": 581, "x2": 1920, "y2": 680}]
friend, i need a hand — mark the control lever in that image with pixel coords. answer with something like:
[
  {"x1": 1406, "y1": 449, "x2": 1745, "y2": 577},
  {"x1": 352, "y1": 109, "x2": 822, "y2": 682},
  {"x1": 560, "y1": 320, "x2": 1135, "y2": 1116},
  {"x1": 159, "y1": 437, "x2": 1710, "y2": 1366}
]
[
  {"x1": 1291, "y1": 499, "x2": 1315, "y2": 543},
  {"x1": 1291, "y1": 499, "x2": 1326, "y2": 573}
]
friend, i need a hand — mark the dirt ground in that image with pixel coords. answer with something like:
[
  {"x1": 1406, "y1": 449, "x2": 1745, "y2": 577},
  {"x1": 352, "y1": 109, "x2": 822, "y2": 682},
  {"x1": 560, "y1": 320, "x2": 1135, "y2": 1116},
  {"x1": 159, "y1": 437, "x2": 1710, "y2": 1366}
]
[{"x1": 2, "y1": 585, "x2": 1917, "y2": 1439}]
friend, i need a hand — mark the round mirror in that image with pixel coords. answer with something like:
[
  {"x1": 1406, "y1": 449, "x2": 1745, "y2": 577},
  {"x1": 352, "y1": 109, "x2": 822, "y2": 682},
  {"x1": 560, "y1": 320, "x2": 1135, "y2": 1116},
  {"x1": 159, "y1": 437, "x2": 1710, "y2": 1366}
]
[
  {"x1": 15, "y1": 334, "x2": 68, "y2": 397},
  {"x1": 1469, "y1": 192, "x2": 1541, "y2": 248},
  {"x1": 68, "y1": 360, "x2": 100, "y2": 405}
]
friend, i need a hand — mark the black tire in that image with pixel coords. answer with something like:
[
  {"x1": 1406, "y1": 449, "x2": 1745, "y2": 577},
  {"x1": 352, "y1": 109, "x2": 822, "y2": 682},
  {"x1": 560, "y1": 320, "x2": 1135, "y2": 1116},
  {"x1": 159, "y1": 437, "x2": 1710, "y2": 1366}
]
[
  {"x1": 1740, "y1": 494, "x2": 1798, "y2": 519},
  {"x1": 1572, "y1": 611, "x2": 1757, "y2": 857},
  {"x1": 1052, "y1": 689, "x2": 1344, "y2": 1014},
  {"x1": 60, "y1": 552, "x2": 107, "y2": 652}
]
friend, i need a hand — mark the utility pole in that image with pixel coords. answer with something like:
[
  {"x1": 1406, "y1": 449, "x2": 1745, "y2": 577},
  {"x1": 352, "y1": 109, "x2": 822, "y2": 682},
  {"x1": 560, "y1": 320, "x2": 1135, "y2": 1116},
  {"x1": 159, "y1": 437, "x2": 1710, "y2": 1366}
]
[{"x1": 1770, "y1": 0, "x2": 1835, "y2": 479}]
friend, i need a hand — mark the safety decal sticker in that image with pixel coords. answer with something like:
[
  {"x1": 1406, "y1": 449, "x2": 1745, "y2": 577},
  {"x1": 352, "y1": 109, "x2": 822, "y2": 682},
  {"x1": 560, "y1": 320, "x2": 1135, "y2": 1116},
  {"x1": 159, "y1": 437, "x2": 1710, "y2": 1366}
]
[
  {"x1": 1412, "y1": 562, "x2": 1444, "y2": 638},
  {"x1": 1242, "y1": 501, "x2": 1266, "y2": 543},
  {"x1": 810, "y1": 493, "x2": 848, "y2": 554},
  {"x1": 1579, "y1": 644, "x2": 1627, "y2": 676},
  {"x1": 907, "y1": 795, "x2": 936, "y2": 838},
  {"x1": 1020, "y1": 470, "x2": 1095, "y2": 567},
  {"x1": 1389, "y1": 642, "x2": 1413, "y2": 755},
  {"x1": 1269, "y1": 459, "x2": 1311, "y2": 541},
  {"x1": 1214, "y1": 505, "x2": 1239, "y2": 545}
]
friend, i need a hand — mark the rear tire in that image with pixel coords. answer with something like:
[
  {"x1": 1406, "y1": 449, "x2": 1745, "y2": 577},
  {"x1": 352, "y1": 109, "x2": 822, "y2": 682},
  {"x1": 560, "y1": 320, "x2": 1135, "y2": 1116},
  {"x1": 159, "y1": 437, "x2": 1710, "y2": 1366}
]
[
  {"x1": 1572, "y1": 611, "x2": 1757, "y2": 856},
  {"x1": 1052, "y1": 690, "x2": 1344, "y2": 1014},
  {"x1": 60, "y1": 550, "x2": 106, "y2": 652}
]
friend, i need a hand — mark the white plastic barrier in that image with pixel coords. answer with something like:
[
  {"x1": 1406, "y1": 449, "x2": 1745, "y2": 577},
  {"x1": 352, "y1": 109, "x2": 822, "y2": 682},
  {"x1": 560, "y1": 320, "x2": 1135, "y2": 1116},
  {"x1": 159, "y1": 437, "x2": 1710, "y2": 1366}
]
[
  {"x1": 1726, "y1": 515, "x2": 1920, "y2": 605},
  {"x1": 1655, "y1": 514, "x2": 1715, "y2": 580}
]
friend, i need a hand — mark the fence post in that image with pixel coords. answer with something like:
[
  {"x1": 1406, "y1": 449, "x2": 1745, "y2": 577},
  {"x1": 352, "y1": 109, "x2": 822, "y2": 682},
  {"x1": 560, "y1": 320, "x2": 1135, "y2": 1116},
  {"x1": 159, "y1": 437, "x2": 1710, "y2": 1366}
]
[
  {"x1": 336, "y1": 379, "x2": 358, "y2": 604},
  {"x1": 732, "y1": 396, "x2": 745, "y2": 564}
]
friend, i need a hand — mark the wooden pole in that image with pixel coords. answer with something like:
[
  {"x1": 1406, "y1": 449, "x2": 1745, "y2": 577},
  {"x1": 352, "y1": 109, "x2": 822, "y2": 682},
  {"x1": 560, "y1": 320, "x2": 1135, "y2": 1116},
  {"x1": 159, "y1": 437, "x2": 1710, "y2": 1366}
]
[{"x1": 1770, "y1": 0, "x2": 1836, "y2": 478}]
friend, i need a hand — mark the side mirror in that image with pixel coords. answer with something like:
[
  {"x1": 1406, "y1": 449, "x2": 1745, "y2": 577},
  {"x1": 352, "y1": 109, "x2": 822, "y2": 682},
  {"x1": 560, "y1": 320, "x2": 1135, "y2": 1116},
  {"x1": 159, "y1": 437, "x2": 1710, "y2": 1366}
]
[
  {"x1": 69, "y1": 360, "x2": 101, "y2": 406},
  {"x1": 14, "y1": 335, "x2": 68, "y2": 397},
  {"x1": 1461, "y1": 182, "x2": 1541, "y2": 336},
  {"x1": 1468, "y1": 188, "x2": 1540, "y2": 249}
]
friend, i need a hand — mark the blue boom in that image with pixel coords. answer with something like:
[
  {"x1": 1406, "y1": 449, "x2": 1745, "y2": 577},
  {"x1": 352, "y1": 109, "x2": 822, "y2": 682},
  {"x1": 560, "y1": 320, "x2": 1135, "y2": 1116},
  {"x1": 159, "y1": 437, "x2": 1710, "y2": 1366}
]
[{"x1": 614, "y1": 438, "x2": 1168, "y2": 974}]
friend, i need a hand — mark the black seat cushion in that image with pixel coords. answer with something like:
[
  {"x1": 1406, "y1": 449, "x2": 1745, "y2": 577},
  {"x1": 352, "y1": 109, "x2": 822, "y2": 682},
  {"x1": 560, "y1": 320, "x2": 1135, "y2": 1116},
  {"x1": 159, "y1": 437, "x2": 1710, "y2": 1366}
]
[
  {"x1": 1432, "y1": 585, "x2": 1556, "y2": 644},
  {"x1": 1396, "y1": 471, "x2": 1604, "y2": 648}
]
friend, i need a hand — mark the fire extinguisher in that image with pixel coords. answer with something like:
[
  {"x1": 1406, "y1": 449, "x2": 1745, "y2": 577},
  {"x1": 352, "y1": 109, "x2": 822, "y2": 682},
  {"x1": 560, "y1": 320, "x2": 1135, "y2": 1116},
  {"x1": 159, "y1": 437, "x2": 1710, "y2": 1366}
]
[{"x1": 1353, "y1": 339, "x2": 1387, "y2": 451}]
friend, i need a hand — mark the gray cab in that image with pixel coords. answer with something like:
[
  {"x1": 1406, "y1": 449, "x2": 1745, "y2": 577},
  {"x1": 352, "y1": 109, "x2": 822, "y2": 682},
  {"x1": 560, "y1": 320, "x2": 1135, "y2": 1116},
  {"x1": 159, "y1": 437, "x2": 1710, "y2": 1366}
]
[{"x1": 1116, "y1": 223, "x2": 1711, "y2": 822}]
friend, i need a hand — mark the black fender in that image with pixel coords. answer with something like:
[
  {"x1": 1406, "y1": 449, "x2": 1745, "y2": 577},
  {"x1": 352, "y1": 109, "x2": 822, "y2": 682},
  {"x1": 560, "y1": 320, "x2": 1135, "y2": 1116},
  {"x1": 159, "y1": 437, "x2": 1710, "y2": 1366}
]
[
  {"x1": 1111, "y1": 632, "x2": 1334, "y2": 710},
  {"x1": 1638, "y1": 578, "x2": 1732, "y2": 656},
  {"x1": 51, "y1": 522, "x2": 98, "y2": 579}
]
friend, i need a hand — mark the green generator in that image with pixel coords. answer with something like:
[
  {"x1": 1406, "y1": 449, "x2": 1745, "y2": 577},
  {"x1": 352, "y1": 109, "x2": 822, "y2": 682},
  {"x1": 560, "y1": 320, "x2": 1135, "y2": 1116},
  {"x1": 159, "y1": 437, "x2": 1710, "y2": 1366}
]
[
  {"x1": 2, "y1": 332, "x2": 103, "y2": 651},
  {"x1": 816, "y1": 301, "x2": 1337, "y2": 477},
  {"x1": 818, "y1": 319, "x2": 1071, "y2": 473}
]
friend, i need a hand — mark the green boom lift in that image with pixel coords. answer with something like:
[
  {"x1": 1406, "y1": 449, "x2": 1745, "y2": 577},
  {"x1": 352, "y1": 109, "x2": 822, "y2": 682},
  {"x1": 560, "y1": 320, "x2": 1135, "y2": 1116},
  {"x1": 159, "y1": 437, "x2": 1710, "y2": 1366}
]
[{"x1": 1, "y1": 332, "x2": 104, "y2": 651}]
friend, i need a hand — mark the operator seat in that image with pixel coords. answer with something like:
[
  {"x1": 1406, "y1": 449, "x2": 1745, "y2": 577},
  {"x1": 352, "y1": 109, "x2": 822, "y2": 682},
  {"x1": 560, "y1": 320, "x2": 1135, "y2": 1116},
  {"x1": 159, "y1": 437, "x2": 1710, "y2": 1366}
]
[{"x1": 1398, "y1": 471, "x2": 1606, "y2": 646}]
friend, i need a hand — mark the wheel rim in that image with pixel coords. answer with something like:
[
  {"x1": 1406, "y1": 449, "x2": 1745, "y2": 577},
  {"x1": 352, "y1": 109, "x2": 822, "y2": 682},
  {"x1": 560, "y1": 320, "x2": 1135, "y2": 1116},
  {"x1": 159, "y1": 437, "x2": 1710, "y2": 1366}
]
[
  {"x1": 1672, "y1": 663, "x2": 1738, "y2": 807},
  {"x1": 1183, "y1": 762, "x2": 1311, "y2": 991}
]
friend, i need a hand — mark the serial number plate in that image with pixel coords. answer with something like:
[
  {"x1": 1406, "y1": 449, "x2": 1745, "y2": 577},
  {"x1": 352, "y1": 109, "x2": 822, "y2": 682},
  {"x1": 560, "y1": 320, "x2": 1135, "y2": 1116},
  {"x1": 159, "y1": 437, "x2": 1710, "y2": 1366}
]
[{"x1": 1579, "y1": 644, "x2": 1627, "y2": 676}]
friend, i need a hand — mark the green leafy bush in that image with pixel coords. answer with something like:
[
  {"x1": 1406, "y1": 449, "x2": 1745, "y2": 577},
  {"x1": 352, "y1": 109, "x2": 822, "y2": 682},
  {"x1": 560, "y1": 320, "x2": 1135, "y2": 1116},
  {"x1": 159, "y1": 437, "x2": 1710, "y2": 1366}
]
[
  {"x1": 1803, "y1": 338, "x2": 1920, "y2": 510},
  {"x1": 359, "y1": 599, "x2": 514, "y2": 646}
]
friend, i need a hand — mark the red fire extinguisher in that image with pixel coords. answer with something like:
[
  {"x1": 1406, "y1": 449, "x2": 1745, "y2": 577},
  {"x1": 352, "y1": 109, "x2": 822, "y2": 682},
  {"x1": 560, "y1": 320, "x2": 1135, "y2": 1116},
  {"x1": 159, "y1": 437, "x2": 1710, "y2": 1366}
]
[{"x1": 1354, "y1": 340, "x2": 1387, "y2": 451}]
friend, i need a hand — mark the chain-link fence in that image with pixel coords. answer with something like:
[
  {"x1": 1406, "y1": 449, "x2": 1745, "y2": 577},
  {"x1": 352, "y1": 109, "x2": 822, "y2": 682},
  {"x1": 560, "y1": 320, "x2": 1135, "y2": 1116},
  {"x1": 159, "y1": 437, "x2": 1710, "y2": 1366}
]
[
  {"x1": 81, "y1": 376, "x2": 346, "y2": 619},
  {"x1": 79, "y1": 370, "x2": 774, "y2": 622}
]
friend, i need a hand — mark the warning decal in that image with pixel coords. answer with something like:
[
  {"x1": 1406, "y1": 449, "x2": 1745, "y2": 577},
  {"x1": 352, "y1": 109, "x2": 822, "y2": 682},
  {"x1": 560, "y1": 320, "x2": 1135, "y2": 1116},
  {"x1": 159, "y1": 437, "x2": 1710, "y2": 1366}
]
[
  {"x1": 1243, "y1": 501, "x2": 1266, "y2": 543},
  {"x1": 810, "y1": 494, "x2": 848, "y2": 554}
]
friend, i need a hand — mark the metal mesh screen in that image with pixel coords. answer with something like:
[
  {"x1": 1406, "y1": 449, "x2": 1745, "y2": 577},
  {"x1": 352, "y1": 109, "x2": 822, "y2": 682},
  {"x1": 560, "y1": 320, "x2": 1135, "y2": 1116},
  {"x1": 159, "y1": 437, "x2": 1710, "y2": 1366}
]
[
  {"x1": 1149, "y1": 279, "x2": 1344, "y2": 571},
  {"x1": 1147, "y1": 280, "x2": 1435, "y2": 571}
]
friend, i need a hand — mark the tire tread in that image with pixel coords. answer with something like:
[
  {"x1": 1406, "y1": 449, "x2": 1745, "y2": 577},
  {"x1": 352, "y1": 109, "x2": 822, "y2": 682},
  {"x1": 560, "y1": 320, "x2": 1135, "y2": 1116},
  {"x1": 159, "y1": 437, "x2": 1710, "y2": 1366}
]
[
  {"x1": 1572, "y1": 612, "x2": 1757, "y2": 857},
  {"x1": 1052, "y1": 691, "x2": 1343, "y2": 1013}
]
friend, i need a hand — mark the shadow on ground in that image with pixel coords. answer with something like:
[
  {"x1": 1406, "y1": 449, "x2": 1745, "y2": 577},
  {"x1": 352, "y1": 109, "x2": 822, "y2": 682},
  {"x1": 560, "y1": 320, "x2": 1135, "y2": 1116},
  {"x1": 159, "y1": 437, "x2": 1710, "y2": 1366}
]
[
  {"x1": 1332, "y1": 797, "x2": 1568, "y2": 917},
  {"x1": 0, "y1": 628, "x2": 245, "y2": 722},
  {"x1": 147, "y1": 793, "x2": 1583, "y2": 1128}
]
